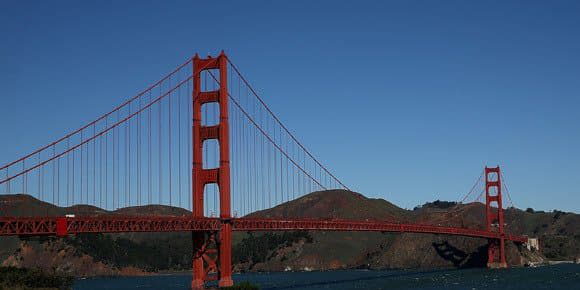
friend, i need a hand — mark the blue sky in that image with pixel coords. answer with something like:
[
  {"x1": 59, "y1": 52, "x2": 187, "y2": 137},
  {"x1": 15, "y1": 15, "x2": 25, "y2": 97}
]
[{"x1": 1, "y1": 1, "x2": 579, "y2": 212}]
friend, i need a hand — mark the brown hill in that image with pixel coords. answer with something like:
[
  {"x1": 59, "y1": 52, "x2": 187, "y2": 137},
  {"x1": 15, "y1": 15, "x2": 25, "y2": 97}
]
[
  {"x1": 248, "y1": 189, "x2": 410, "y2": 222},
  {"x1": 114, "y1": 205, "x2": 190, "y2": 216},
  {"x1": 0, "y1": 194, "x2": 190, "y2": 217},
  {"x1": 0, "y1": 194, "x2": 103, "y2": 216}
]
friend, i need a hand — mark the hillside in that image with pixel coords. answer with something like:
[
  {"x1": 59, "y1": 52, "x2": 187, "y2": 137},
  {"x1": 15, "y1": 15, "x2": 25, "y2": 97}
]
[
  {"x1": 0, "y1": 191, "x2": 578, "y2": 276},
  {"x1": 0, "y1": 194, "x2": 190, "y2": 217},
  {"x1": 248, "y1": 189, "x2": 410, "y2": 222}
]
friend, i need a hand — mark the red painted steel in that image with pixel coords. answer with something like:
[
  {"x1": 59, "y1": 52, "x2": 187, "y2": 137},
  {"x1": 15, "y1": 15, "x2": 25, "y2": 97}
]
[
  {"x1": 0, "y1": 216, "x2": 220, "y2": 236},
  {"x1": 0, "y1": 216, "x2": 528, "y2": 243},
  {"x1": 231, "y1": 218, "x2": 528, "y2": 242},
  {"x1": 485, "y1": 166, "x2": 508, "y2": 268},
  {"x1": 192, "y1": 51, "x2": 233, "y2": 288},
  {"x1": 56, "y1": 217, "x2": 67, "y2": 237}
]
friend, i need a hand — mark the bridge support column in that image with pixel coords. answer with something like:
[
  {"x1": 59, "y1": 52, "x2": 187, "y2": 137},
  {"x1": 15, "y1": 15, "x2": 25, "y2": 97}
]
[
  {"x1": 191, "y1": 232, "x2": 206, "y2": 289},
  {"x1": 218, "y1": 222, "x2": 233, "y2": 287},
  {"x1": 485, "y1": 166, "x2": 508, "y2": 269},
  {"x1": 192, "y1": 51, "x2": 234, "y2": 288},
  {"x1": 487, "y1": 238, "x2": 507, "y2": 268}
]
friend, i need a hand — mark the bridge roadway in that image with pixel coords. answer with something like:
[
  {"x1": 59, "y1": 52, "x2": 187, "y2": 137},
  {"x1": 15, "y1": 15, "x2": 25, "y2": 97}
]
[{"x1": 0, "y1": 216, "x2": 528, "y2": 243}]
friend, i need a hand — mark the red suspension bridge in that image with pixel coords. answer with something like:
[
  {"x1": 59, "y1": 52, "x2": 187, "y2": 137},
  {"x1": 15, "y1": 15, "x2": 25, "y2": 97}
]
[{"x1": 0, "y1": 52, "x2": 529, "y2": 289}]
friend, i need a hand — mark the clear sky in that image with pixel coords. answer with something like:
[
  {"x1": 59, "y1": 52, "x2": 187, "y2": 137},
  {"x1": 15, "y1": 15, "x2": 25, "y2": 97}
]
[{"x1": 1, "y1": 1, "x2": 579, "y2": 212}]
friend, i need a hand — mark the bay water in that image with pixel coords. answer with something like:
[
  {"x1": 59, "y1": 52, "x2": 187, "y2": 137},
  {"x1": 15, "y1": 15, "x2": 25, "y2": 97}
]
[{"x1": 74, "y1": 263, "x2": 580, "y2": 290}]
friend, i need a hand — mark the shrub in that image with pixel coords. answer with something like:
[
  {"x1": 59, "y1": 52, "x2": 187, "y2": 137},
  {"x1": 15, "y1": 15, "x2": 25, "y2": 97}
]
[
  {"x1": 233, "y1": 231, "x2": 312, "y2": 265},
  {"x1": 0, "y1": 267, "x2": 73, "y2": 289}
]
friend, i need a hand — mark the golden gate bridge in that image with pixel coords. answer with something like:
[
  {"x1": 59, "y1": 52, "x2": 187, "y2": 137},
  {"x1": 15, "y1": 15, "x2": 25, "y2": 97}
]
[{"x1": 0, "y1": 51, "x2": 528, "y2": 289}]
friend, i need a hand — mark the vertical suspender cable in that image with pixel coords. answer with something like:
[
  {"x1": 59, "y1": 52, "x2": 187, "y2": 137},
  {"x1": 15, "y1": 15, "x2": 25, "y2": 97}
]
[
  {"x1": 124, "y1": 119, "x2": 128, "y2": 207},
  {"x1": 66, "y1": 138, "x2": 70, "y2": 206},
  {"x1": 99, "y1": 129, "x2": 103, "y2": 208},
  {"x1": 266, "y1": 110, "x2": 271, "y2": 208},
  {"x1": 168, "y1": 77, "x2": 172, "y2": 207},
  {"x1": 65, "y1": 150, "x2": 68, "y2": 204},
  {"x1": 236, "y1": 93, "x2": 242, "y2": 216},
  {"x1": 252, "y1": 88, "x2": 257, "y2": 212},
  {"x1": 149, "y1": 90, "x2": 153, "y2": 206},
  {"x1": 260, "y1": 107, "x2": 265, "y2": 209},
  {"x1": 286, "y1": 133, "x2": 289, "y2": 201},
  {"x1": 291, "y1": 142, "x2": 295, "y2": 200},
  {"x1": 128, "y1": 106, "x2": 132, "y2": 206},
  {"x1": 187, "y1": 76, "x2": 192, "y2": 211},
  {"x1": 105, "y1": 118, "x2": 109, "y2": 209},
  {"x1": 52, "y1": 146, "x2": 55, "y2": 204},
  {"x1": 278, "y1": 126, "x2": 283, "y2": 203},
  {"x1": 159, "y1": 85, "x2": 162, "y2": 205},
  {"x1": 116, "y1": 111, "x2": 120, "y2": 208},
  {"x1": 87, "y1": 131, "x2": 90, "y2": 204},
  {"x1": 178, "y1": 78, "x2": 182, "y2": 208},
  {"x1": 243, "y1": 108, "x2": 248, "y2": 216},
  {"x1": 280, "y1": 127, "x2": 284, "y2": 203},
  {"x1": 93, "y1": 125, "x2": 96, "y2": 206},
  {"x1": 56, "y1": 157, "x2": 59, "y2": 205},
  {"x1": 138, "y1": 96, "x2": 141, "y2": 206},
  {"x1": 40, "y1": 155, "x2": 43, "y2": 201},
  {"x1": 236, "y1": 76, "x2": 241, "y2": 215},
  {"x1": 274, "y1": 121, "x2": 278, "y2": 207},
  {"x1": 113, "y1": 114, "x2": 117, "y2": 209},
  {"x1": 20, "y1": 161, "x2": 24, "y2": 194},
  {"x1": 80, "y1": 131, "x2": 84, "y2": 204}
]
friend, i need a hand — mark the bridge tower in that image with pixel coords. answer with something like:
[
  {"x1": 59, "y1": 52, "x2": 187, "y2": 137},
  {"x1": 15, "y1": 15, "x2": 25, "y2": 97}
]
[
  {"x1": 485, "y1": 166, "x2": 507, "y2": 268},
  {"x1": 191, "y1": 51, "x2": 234, "y2": 288}
]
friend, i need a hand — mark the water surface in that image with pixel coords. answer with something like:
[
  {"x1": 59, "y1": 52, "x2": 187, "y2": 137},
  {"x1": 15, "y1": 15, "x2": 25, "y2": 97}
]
[{"x1": 74, "y1": 264, "x2": 580, "y2": 290}]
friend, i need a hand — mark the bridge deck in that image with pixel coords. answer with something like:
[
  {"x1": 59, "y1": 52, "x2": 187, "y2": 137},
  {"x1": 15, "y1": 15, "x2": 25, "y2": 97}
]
[{"x1": 0, "y1": 216, "x2": 528, "y2": 243}]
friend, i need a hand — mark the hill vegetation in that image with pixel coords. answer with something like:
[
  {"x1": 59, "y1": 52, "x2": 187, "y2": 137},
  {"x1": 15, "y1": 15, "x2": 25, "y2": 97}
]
[{"x1": 0, "y1": 267, "x2": 73, "y2": 289}]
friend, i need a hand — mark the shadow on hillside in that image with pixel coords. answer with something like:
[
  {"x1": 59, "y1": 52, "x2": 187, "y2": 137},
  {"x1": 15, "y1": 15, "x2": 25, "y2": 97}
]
[{"x1": 432, "y1": 241, "x2": 487, "y2": 268}]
